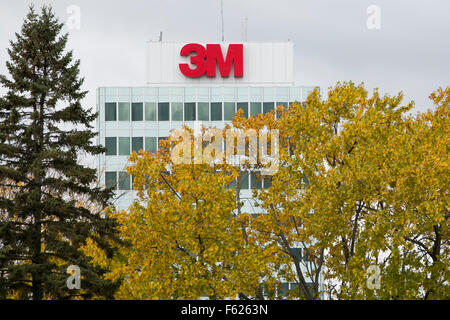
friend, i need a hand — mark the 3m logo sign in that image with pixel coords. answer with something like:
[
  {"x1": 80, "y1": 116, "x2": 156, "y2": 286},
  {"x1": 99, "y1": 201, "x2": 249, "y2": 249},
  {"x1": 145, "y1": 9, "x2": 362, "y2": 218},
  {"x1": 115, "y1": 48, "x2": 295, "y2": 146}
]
[{"x1": 179, "y1": 43, "x2": 243, "y2": 78}]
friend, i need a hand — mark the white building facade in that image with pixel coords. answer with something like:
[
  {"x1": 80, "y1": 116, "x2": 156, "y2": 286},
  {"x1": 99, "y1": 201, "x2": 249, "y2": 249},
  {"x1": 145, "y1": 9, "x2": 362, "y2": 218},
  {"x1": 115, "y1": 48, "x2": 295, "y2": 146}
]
[{"x1": 97, "y1": 41, "x2": 315, "y2": 211}]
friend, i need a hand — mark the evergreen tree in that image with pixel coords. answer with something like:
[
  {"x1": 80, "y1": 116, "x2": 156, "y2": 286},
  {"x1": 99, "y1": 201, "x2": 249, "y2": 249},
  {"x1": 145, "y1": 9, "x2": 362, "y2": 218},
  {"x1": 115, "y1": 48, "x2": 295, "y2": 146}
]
[{"x1": 0, "y1": 6, "x2": 121, "y2": 299}]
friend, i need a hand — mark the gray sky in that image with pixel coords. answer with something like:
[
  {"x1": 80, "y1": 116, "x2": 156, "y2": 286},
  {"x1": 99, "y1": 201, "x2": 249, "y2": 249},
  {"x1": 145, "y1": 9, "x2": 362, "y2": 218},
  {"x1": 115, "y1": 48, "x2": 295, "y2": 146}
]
[{"x1": 0, "y1": 0, "x2": 449, "y2": 115}]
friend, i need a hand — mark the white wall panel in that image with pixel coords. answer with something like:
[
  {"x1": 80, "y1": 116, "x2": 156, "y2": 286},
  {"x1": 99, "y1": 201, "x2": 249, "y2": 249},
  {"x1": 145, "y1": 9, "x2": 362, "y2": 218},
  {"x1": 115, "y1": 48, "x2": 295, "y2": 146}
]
[{"x1": 146, "y1": 42, "x2": 294, "y2": 86}]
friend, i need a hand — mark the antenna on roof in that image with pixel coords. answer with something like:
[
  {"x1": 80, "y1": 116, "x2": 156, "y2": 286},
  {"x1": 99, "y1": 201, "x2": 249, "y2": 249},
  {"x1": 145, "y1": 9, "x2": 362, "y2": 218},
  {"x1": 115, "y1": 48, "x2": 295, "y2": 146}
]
[
  {"x1": 158, "y1": 31, "x2": 163, "y2": 42},
  {"x1": 220, "y1": 0, "x2": 224, "y2": 41}
]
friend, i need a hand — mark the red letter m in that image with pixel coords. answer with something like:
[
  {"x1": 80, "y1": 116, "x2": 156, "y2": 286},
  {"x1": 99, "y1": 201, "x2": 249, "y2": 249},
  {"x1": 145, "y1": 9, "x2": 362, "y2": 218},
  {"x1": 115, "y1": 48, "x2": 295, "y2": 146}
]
[{"x1": 206, "y1": 44, "x2": 243, "y2": 78}]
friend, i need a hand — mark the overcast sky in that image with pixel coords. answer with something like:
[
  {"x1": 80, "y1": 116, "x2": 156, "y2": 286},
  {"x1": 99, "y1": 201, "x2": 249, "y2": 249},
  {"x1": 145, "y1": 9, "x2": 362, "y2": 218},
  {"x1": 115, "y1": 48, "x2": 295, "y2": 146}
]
[{"x1": 0, "y1": 0, "x2": 449, "y2": 115}]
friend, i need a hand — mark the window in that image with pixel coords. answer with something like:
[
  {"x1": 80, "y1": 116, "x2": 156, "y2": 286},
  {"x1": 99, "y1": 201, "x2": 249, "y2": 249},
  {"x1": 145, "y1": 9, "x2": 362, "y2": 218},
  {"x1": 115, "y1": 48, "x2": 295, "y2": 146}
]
[
  {"x1": 171, "y1": 102, "x2": 183, "y2": 121},
  {"x1": 184, "y1": 102, "x2": 196, "y2": 121},
  {"x1": 158, "y1": 137, "x2": 168, "y2": 150},
  {"x1": 290, "y1": 283, "x2": 299, "y2": 293},
  {"x1": 211, "y1": 102, "x2": 222, "y2": 121},
  {"x1": 302, "y1": 172, "x2": 309, "y2": 186},
  {"x1": 105, "y1": 137, "x2": 117, "y2": 156},
  {"x1": 145, "y1": 137, "x2": 157, "y2": 153},
  {"x1": 251, "y1": 173, "x2": 262, "y2": 189},
  {"x1": 263, "y1": 176, "x2": 272, "y2": 189},
  {"x1": 118, "y1": 137, "x2": 130, "y2": 155},
  {"x1": 118, "y1": 102, "x2": 130, "y2": 121},
  {"x1": 292, "y1": 248, "x2": 302, "y2": 260},
  {"x1": 277, "y1": 283, "x2": 289, "y2": 297},
  {"x1": 239, "y1": 171, "x2": 249, "y2": 190},
  {"x1": 132, "y1": 102, "x2": 143, "y2": 121},
  {"x1": 158, "y1": 102, "x2": 169, "y2": 121},
  {"x1": 250, "y1": 102, "x2": 261, "y2": 116},
  {"x1": 227, "y1": 177, "x2": 236, "y2": 190},
  {"x1": 145, "y1": 102, "x2": 156, "y2": 121},
  {"x1": 132, "y1": 137, "x2": 143, "y2": 153},
  {"x1": 105, "y1": 103, "x2": 117, "y2": 121},
  {"x1": 198, "y1": 102, "x2": 209, "y2": 121},
  {"x1": 276, "y1": 87, "x2": 289, "y2": 101},
  {"x1": 303, "y1": 250, "x2": 310, "y2": 262},
  {"x1": 105, "y1": 171, "x2": 117, "y2": 189},
  {"x1": 237, "y1": 102, "x2": 248, "y2": 118},
  {"x1": 118, "y1": 171, "x2": 131, "y2": 190},
  {"x1": 276, "y1": 102, "x2": 287, "y2": 118},
  {"x1": 224, "y1": 102, "x2": 235, "y2": 121},
  {"x1": 263, "y1": 102, "x2": 274, "y2": 114}
]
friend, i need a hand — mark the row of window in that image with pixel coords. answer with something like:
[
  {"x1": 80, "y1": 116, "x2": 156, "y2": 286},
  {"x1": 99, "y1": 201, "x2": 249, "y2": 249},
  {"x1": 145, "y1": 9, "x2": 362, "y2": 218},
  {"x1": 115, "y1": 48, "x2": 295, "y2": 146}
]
[
  {"x1": 104, "y1": 136, "x2": 164, "y2": 155},
  {"x1": 101, "y1": 86, "x2": 305, "y2": 96},
  {"x1": 104, "y1": 102, "x2": 288, "y2": 122},
  {"x1": 104, "y1": 136, "x2": 271, "y2": 157},
  {"x1": 104, "y1": 170, "x2": 272, "y2": 191}
]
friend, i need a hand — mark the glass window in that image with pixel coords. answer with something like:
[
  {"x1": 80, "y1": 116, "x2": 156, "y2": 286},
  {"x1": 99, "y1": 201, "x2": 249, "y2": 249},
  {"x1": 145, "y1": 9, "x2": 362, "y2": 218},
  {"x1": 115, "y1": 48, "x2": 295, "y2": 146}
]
[
  {"x1": 118, "y1": 88, "x2": 129, "y2": 96},
  {"x1": 303, "y1": 250, "x2": 310, "y2": 262},
  {"x1": 240, "y1": 171, "x2": 249, "y2": 190},
  {"x1": 105, "y1": 137, "x2": 117, "y2": 156},
  {"x1": 263, "y1": 176, "x2": 272, "y2": 189},
  {"x1": 211, "y1": 87, "x2": 222, "y2": 99},
  {"x1": 302, "y1": 87, "x2": 314, "y2": 101},
  {"x1": 170, "y1": 87, "x2": 183, "y2": 97},
  {"x1": 145, "y1": 102, "x2": 156, "y2": 121},
  {"x1": 250, "y1": 102, "x2": 261, "y2": 116},
  {"x1": 277, "y1": 283, "x2": 289, "y2": 297},
  {"x1": 263, "y1": 102, "x2": 274, "y2": 114},
  {"x1": 105, "y1": 88, "x2": 116, "y2": 96},
  {"x1": 105, "y1": 171, "x2": 117, "y2": 189},
  {"x1": 251, "y1": 173, "x2": 262, "y2": 189},
  {"x1": 237, "y1": 87, "x2": 248, "y2": 100},
  {"x1": 292, "y1": 248, "x2": 302, "y2": 260},
  {"x1": 171, "y1": 102, "x2": 183, "y2": 121},
  {"x1": 118, "y1": 137, "x2": 130, "y2": 155},
  {"x1": 145, "y1": 137, "x2": 157, "y2": 153},
  {"x1": 198, "y1": 102, "x2": 209, "y2": 121},
  {"x1": 276, "y1": 102, "x2": 287, "y2": 119},
  {"x1": 263, "y1": 87, "x2": 275, "y2": 101},
  {"x1": 185, "y1": 88, "x2": 196, "y2": 101},
  {"x1": 132, "y1": 87, "x2": 143, "y2": 96},
  {"x1": 198, "y1": 87, "x2": 209, "y2": 96},
  {"x1": 118, "y1": 102, "x2": 130, "y2": 121},
  {"x1": 158, "y1": 102, "x2": 169, "y2": 121},
  {"x1": 224, "y1": 87, "x2": 235, "y2": 100},
  {"x1": 227, "y1": 176, "x2": 236, "y2": 190},
  {"x1": 224, "y1": 102, "x2": 235, "y2": 121},
  {"x1": 158, "y1": 137, "x2": 168, "y2": 150},
  {"x1": 290, "y1": 87, "x2": 301, "y2": 102},
  {"x1": 276, "y1": 87, "x2": 289, "y2": 101},
  {"x1": 211, "y1": 102, "x2": 222, "y2": 121},
  {"x1": 184, "y1": 102, "x2": 196, "y2": 121},
  {"x1": 118, "y1": 171, "x2": 131, "y2": 190},
  {"x1": 237, "y1": 102, "x2": 248, "y2": 118},
  {"x1": 105, "y1": 102, "x2": 117, "y2": 121},
  {"x1": 158, "y1": 87, "x2": 170, "y2": 98},
  {"x1": 132, "y1": 137, "x2": 144, "y2": 153},
  {"x1": 302, "y1": 172, "x2": 309, "y2": 186},
  {"x1": 250, "y1": 87, "x2": 262, "y2": 100},
  {"x1": 144, "y1": 87, "x2": 157, "y2": 96},
  {"x1": 131, "y1": 102, "x2": 143, "y2": 121}
]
